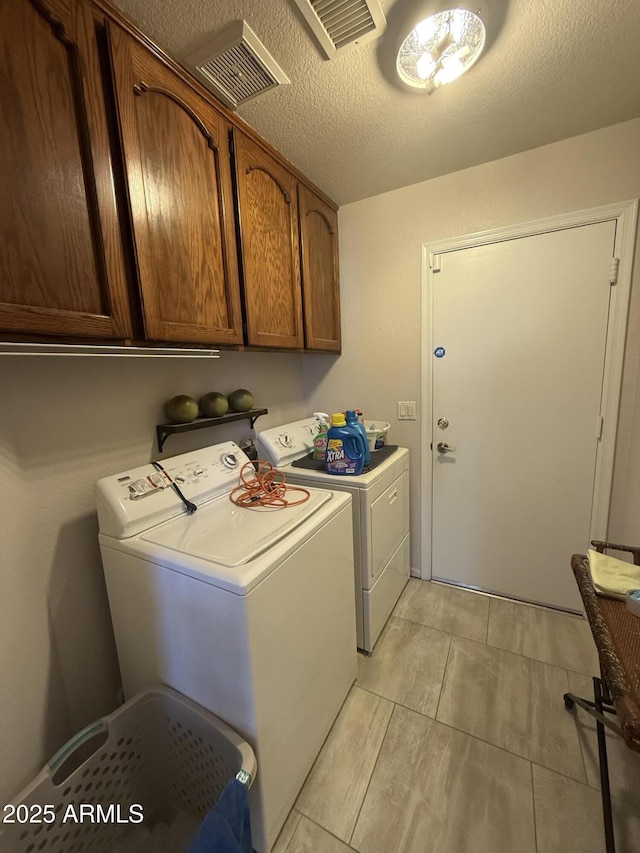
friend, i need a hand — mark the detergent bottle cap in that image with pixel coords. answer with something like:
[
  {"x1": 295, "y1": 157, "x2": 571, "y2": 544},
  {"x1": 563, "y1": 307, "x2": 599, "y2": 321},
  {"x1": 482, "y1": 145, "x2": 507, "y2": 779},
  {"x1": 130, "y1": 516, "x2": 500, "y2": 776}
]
[{"x1": 331, "y1": 412, "x2": 346, "y2": 427}]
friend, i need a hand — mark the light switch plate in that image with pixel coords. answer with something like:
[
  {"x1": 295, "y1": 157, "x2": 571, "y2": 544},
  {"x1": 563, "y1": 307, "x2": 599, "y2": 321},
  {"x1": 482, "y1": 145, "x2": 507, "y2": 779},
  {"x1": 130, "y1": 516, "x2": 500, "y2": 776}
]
[{"x1": 397, "y1": 401, "x2": 416, "y2": 420}]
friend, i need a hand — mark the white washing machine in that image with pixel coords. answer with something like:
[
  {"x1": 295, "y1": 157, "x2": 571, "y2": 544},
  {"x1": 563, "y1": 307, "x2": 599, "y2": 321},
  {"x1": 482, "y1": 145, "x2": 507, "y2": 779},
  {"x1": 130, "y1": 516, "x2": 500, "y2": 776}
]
[
  {"x1": 257, "y1": 418, "x2": 410, "y2": 653},
  {"x1": 95, "y1": 441, "x2": 356, "y2": 853}
]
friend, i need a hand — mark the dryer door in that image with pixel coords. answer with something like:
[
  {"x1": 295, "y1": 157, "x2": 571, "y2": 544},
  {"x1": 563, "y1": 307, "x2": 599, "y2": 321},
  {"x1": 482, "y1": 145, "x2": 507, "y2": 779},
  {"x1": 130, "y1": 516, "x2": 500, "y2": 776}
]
[{"x1": 370, "y1": 470, "x2": 409, "y2": 584}]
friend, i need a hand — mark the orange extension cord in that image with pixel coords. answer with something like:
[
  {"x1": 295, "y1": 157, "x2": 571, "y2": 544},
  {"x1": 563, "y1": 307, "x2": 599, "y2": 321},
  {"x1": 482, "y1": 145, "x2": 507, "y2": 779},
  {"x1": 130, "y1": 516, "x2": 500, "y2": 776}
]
[{"x1": 229, "y1": 460, "x2": 311, "y2": 509}]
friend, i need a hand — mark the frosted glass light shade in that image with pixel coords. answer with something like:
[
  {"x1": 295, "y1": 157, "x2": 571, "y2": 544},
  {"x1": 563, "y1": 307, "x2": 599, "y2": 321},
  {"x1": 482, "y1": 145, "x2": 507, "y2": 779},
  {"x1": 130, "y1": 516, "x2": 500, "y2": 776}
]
[{"x1": 396, "y1": 8, "x2": 486, "y2": 91}]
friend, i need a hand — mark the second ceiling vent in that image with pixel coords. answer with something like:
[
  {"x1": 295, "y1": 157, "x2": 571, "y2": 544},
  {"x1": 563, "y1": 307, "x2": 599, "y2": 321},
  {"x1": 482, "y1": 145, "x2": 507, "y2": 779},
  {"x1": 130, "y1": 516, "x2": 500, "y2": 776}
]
[
  {"x1": 186, "y1": 21, "x2": 290, "y2": 110},
  {"x1": 294, "y1": 0, "x2": 387, "y2": 58}
]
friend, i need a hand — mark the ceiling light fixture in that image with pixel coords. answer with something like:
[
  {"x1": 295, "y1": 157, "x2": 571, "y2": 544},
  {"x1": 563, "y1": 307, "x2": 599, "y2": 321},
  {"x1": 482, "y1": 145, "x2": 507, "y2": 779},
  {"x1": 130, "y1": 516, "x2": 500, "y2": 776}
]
[{"x1": 396, "y1": 6, "x2": 486, "y2": 92}]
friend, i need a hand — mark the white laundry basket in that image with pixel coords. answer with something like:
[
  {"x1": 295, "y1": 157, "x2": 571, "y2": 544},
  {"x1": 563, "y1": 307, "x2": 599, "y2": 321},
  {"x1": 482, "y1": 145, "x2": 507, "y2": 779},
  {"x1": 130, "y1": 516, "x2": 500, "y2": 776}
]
[
  {"x1": 0, "y1": 686, "x2": 256, "y2": 853},
  {"x1": 363, "y1": 420, "x2": 390, "y2": 451}
]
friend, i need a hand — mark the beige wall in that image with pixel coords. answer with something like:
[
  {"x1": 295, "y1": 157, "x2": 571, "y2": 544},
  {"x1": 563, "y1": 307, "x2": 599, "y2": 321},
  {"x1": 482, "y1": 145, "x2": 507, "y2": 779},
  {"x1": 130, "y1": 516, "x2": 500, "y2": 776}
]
[
  {"x1": 303, "y1": 118, "x2": 640, "y2": 573},
  {"x1": 0, "y1": 351, "x2": 305, "y2": 803}
]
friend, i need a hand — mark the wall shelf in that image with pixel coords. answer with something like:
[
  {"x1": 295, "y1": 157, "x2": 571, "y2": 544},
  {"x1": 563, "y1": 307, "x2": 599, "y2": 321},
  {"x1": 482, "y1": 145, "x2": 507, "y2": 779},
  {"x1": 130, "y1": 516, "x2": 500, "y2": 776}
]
[{"x1": 156, "y1": 408, "x2": 268, "y2": 452}]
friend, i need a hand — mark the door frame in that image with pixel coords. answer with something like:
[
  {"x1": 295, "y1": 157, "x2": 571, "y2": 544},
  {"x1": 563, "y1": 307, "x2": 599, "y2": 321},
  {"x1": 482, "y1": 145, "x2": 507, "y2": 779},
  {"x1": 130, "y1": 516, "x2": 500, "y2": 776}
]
[{"x1": 420, "y1": 200, "x2": 638, "y2": 580}]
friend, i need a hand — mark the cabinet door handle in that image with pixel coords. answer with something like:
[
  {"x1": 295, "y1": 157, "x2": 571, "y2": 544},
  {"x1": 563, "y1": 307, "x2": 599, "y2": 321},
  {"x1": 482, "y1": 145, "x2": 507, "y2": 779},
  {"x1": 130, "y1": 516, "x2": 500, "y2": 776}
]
[{"x1": 388, "y1": 489, "x2": 398, "y2": 505}]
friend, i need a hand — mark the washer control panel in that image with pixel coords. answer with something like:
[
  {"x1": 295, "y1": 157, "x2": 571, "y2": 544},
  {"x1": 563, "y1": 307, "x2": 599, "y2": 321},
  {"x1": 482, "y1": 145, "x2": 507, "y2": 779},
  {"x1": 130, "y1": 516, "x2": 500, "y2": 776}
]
[{"x1": 96, "y1": 441, "x2": 250, "y2": 539}]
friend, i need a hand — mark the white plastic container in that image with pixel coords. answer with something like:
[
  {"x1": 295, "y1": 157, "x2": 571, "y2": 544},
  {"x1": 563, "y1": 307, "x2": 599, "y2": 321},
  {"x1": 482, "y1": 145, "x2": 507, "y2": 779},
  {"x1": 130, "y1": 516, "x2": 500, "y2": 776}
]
[{"x1": 364, "y1": 420, "x2": 390, "y2": 451}]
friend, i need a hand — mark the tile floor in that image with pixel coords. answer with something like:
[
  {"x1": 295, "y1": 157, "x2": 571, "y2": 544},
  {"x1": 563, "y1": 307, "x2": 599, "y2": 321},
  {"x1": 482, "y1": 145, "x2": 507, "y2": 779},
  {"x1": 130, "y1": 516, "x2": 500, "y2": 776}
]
[{"x1": 274, "y1": 579, "x2": 640, "y2": 853}]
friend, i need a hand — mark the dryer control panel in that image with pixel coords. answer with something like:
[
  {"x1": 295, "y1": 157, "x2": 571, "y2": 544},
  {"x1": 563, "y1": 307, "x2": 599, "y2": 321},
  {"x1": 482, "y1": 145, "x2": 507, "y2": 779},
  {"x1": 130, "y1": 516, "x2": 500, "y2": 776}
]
[
  {"x1": 257, "y1": 417, "x2": 320, "y2": 466},
  {"x1": 96, "y1": 442, "x2": 250, "y2": 539}
]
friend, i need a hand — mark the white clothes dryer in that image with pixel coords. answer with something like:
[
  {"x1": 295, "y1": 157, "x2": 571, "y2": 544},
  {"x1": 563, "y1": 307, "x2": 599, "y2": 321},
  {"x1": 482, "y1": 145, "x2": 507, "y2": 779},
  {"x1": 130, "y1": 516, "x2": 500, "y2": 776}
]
[
  {"x1": 257, "y1": 418, "x2": 410, "y2": 653},
  {"x1": 96, "y1": 441, "x2": 356, "y2": 853}
]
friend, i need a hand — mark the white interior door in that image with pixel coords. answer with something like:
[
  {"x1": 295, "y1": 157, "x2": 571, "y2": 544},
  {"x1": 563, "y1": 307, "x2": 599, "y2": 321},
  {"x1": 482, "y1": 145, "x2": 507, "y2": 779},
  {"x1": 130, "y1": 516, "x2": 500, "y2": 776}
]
[{"x1": 431, "y1": 220, "x2": 617, "y2": 611}]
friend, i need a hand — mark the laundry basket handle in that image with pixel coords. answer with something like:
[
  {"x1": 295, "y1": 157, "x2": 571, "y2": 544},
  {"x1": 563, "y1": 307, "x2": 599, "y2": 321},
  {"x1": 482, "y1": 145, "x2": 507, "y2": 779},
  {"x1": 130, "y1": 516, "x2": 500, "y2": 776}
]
[{"x1": 48, "y1": 719, "x2": 108, "y2": 778}]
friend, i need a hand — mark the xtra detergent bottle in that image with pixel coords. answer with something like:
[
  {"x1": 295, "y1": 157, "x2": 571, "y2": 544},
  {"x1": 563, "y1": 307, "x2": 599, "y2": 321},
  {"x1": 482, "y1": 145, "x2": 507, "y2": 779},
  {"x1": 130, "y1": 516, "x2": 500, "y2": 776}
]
[
  {"x1": 325, "y1": 412, "x2": 364, "y2": 475},
  {"x1": 346, "y1": 409, "x2": 370, "y2": 467}
]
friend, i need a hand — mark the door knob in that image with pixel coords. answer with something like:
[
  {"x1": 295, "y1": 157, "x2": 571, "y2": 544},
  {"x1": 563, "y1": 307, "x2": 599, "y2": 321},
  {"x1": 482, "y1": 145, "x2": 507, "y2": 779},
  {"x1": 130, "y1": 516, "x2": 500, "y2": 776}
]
[{"x1": 436, "y1": 442, "x2": 456, "y2": 454}]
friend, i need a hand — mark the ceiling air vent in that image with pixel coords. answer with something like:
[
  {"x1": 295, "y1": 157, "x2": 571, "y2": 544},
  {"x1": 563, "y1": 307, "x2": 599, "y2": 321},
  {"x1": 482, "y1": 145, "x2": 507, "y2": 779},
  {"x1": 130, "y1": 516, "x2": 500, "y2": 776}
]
[
  {"x1": 294, "y1": 0, "x2": 386, "y2": 58},
  {"x1": 186, "y1": 21, "x2": 290, "y2": 110}
]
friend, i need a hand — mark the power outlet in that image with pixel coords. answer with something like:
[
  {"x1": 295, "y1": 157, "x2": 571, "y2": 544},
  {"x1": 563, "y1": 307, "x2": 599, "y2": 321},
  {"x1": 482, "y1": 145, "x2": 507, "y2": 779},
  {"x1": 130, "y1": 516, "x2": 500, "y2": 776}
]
[{"x1": 397, "y1": 401, "x2": 416, "y2": 420}]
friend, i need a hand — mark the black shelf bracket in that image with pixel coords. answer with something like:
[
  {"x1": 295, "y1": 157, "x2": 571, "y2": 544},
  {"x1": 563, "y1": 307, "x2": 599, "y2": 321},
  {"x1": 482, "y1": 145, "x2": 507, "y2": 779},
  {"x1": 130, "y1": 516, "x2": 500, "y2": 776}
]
[{"x1": 156, "y1": 408, "x2": 268, "y2": 452}]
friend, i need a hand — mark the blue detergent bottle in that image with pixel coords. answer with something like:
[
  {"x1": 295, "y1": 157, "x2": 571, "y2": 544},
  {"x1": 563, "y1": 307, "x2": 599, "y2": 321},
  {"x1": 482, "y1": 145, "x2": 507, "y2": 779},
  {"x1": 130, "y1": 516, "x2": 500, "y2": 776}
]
[
  {"x1": 325, "y1": 413, "x2": 364, "y2": 475},
  {"x1": 346, "y1": 409, "x2": 370, "y2": 467}
]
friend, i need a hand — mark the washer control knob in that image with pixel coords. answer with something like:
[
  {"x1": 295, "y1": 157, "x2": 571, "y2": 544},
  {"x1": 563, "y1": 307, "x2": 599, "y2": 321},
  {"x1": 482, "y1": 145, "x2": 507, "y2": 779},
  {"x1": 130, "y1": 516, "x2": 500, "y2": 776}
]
[
  {"x1": 221, "y1": 452, "x2": 239, "y2": 469},
  {"x1": 279, "y1": 434, "x2": 292, "y2": 448}
]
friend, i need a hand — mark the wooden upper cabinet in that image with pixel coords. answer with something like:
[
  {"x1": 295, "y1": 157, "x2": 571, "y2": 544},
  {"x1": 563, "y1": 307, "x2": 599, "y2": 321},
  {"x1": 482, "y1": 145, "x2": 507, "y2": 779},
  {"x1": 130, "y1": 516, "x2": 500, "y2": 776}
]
[
  {"x1": 232, "y1": 130, "x2": 304, "y2": 350},
  {"x1": 0, "y1": 0, "x2": 133, "y2": 339},
  {"x1": 107, "y1": 23, "x2": 243, "y2": 345},
  {"x1": 298, "y1": 184, "x2": 341, "y2": 352}
]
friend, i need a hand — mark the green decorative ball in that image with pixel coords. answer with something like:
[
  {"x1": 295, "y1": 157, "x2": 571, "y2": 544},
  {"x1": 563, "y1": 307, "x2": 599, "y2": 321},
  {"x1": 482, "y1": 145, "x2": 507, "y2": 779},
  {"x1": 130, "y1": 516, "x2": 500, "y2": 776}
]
[
  {"x1": 199, "y1": 392, "x2": 229, "y2": 418},
  {"x1": 228, "y1": 389, "x2": 254, "y2": 413},
  {"x1": 165, "y1": 395, "x2": 199, "y2": 423}
]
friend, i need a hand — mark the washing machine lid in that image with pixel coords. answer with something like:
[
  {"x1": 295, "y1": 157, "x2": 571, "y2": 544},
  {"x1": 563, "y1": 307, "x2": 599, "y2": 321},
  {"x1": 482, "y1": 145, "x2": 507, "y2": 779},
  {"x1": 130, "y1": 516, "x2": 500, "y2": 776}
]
[{"x1": 140, "y1": 488, "x2": 332, "y2": 568}]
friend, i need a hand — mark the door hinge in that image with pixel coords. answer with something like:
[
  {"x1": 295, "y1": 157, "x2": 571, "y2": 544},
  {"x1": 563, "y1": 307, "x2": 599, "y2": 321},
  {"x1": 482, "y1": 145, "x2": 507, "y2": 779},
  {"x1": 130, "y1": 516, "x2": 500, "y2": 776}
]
[
  {"x1": 431, "y1": 254, "x2": 441, "y2": 273},
  {"x1": 609, "y1": 258, "x2": 619, "y2": 286},
  {"x1": 596, "y1": 415, "x2": 604, "y2": 441}
]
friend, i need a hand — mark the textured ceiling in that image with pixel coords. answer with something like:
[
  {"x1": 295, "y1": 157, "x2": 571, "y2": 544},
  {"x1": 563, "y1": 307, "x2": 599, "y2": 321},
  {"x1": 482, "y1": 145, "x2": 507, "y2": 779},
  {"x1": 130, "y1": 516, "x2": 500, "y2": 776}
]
[{"x1": 112, "y1": 0, "x2": 640, "y2": 205}]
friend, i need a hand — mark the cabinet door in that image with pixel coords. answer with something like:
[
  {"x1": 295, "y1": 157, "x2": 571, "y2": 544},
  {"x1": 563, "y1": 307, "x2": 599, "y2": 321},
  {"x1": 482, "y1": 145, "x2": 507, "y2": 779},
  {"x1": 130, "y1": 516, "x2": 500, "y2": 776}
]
[
  {"x1": 0, "y1": 0, "x2": 132, "y2": 339},
  {"x1": 298, "y1": 184, "x2": 341, "y2": 352},
  {"x1": 108, "y1": 24, "x2": 242, "y2": 345},
  {"x1": 233, "y1": 131, "x2": 303, "y2": 349}
]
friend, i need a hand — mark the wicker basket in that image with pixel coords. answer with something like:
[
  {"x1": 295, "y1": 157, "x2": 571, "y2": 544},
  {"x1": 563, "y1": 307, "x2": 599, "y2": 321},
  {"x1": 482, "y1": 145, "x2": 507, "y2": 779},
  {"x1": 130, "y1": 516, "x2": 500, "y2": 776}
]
[{"x1": 0, "y1": 687, "x2": 256, "y2": 853}]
